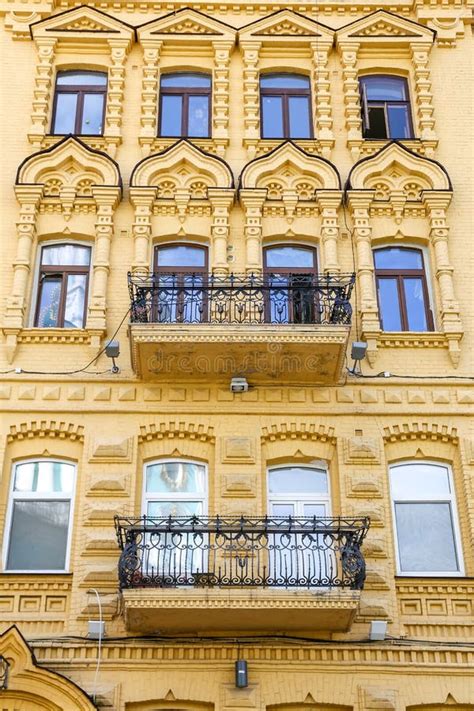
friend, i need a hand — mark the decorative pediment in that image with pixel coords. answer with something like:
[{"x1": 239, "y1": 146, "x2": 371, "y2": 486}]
[
  {"x1": 131, "y1": 141, "x2": 234, "y2": 192},
  {"x1": 347, "y1": 142, "x2": 451, "y2": 193},
  {"x1": 337, "y1": 10, "x2": 435, "y2": 45},
  {"x1": 240, "y1": 10, "x2": 334, "y2": 44},
  {"x1": 0, "y1": 626, "x2": 96, "y2": 711},
  {"x1": 16, "y1": 136, "x2": 122, "y2": 192},
  {"x1": 137, "y1": 8, "x2": 236, "y2": 43},
  {"x1": 240, "y1": 142, "x2": 340, "y2": 193},
  {"x1": 30, "y1": 6, "x2": 135, "y2": 48}
]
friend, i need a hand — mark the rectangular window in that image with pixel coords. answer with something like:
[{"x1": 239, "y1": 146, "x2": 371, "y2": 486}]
[
  {"x1": 389, "y1": 462, "x2": 463, "y2": 576},
  {"x1": 260, "y1": 74, "x2": 312, "y2": 139},
  {"x1": 360, "y1": 76, "x2": 413, "y2": 140},
  {"x1": 4, "y1": 460, "x2": 76, "y2": 572},
  {"x1": 52, "y1": 71, "x2": 107, "y2": 136},
  {"x1": 159, "y1": 74, "x2": 211, "y2": 138}
]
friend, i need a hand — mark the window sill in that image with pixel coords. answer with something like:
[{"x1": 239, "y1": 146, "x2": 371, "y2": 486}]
[
  {"x1": 243, "y1": 136, "x2": 332, "y2": 159},
  {"x1": 139, "y1": 136, "x2": 228, "y2": 158},
  {"x1": 378, "y1": 332, "x2": 448, "y2": 349},
  {"x1": 16, "y1": 328, "x2": 105, "y2": 346},
  {"x1": 349, "y1": 137, "x2": 438, "y2": 159},
  {"x1": 38, "y1": 134, "x2": 121, "y2": 158}
]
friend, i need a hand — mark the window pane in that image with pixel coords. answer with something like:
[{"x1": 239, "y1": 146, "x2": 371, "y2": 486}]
[
  {"x1": 37, "y1": 278, "x2": 61, "y2": 327},
  {"x1": 57, "y1": 72, "x2": 107, "y2": 86},
  {"x1": 7, "y1": 500, "x2": 70, "y2": 570},
  {"x1": 161, "y1": 74, "x2": 211, "y2": 88},
  {"x1": 374, "y1": 248, "x2": 423, "y2": 270},
  {"x1": 160, "y1": 95, "x2": 183, "y2": 136},
  {"x1": 147, "y1": 501, "x2": 202, "y2": 517},
  {"x1": 268, "y1": 467, "x2": 328, "y2": 494},
  {"x1": 53, "y1": 93, "x2": 77, "y2": 134},
  {"x1": 64, "y1": 274, "x2": 87, "y2": 328},
  {"x1": 388, "y1": 105, "x2": 411, "y2": 139},
  {"x1": 377, "y1": 278, "x2": 402, "y2": 330},
  {"x1": 81, "y1": 93, "x2": 104, "y2": 134},
  {"x1": 390, "y1": 463, "x2": 451, "y2": 499},
  {"x1": 42, "y1": 244, "x2": 91, "y2": 266},
  {"x1": 261, "y1": 75, "x2": 310, "y2": 89},
  {"x1": 156, "y1": 245, "x2": 206, "y2": 267},
  {"x1": 14, "y1": 461, "x2": 75, "y2": 493},
  {"x1": 288, "y1": 96, "x2": 311, "y2": 138},
  {"x1": 146, "y1": 462, "x2": 206, "y2": 494},
  {"x1": 395, "y1": 502, "x2": 459, "y2": 572},
  {"x1": 188, "y1": 95, "x2": 209, "y2": 137},
  {"x1": 304, "y1": 504, "x2": 326, "y2": 517},
  {"x1": 366, "y1": 106, "x2": 387, "y2": 139},
  {"x1": 363, "y1": 77, "x2": 407, "y2": 101},
  {"x1": 404, "y1": 277, "x2": 428, "y2": 330},
  {"x1": 271, "y1": 503, "x2": 295, "y2": 517},
  {"x1": 261, "y1": 96, "x2": 284, "y2": 138},
  {"x1": 265, "y1": 246, "x2": 315, "y2": 268}
]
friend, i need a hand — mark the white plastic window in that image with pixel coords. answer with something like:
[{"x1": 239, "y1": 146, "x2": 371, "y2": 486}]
[{"x1": 389, "y1": 462, "x2": 463, "y2": 576}]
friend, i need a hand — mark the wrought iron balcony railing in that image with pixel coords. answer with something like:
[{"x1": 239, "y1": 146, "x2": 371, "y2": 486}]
[
  {"x1": 115, "y1": 515, "x2": 369, "y2": 591},
  {"x1": 128, "y1": 272, "x2": 355, "y2": 325}
]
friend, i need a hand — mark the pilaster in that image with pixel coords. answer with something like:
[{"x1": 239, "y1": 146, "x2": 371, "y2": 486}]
[
  {"x1": 208, "y1": 188, "x2": 235, "y2": 274},
  {"x1": 239, "y1": 189, "x2": 267, "y2": 274}
]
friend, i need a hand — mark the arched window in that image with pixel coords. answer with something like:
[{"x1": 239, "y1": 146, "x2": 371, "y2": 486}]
[
  {"x1": 374, "y1": 246, "x2": 433, "y2": 331},
  {"x1": 4, "y1": 460, "x2": 76, "y2": 572},
  {"x1": 260, "y1": 74, "x2": 312, "y2": 139},
  {"x1": 153, "y1": 244, "x2": 208, "y2": 323},
  {"x1": 389, "y1": 462, "x2": 463, "y2": 575},
  {"x1": 52, "y1": 71, "x2": 107, "y2": 135},
  {"x1": 159, "y1": 73, "x2": 211, "y2": 138},
  {"x1": 263, "y1": 245, "x2": 318, "y2": 324},
  {"x1": 359, "y1": 75, "x2": 413, "y2": 139},
  {"x1": 34, "y1": 243, "x2": 91, "y2": 328}
]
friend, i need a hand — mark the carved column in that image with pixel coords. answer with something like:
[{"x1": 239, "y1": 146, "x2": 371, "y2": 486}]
[
  {"x1": 347, "y1": 190, "x2": 379, "y2": 362},
  {"x1": 139, "y1": 40, "x2": 162, "y2": 156},
  {"x1": 88, "y1": 186, "x2": 121, "y2": 335},
  {"x1": 317, "y1": 191, "x2": 342, "y2": 273},
  {"x1": 240, "y1": 189, "x2": 267, "y2": 274},
  {"x1": 212, "y1": 41, "x2": 233, "y2": 154},
  {"x1": 130, "y1": 188, "x2": 157, "y2": 272},
  {"x1": 411, "y1": 43, "x2": 437, "y2": 148},
  {"x1": 208, "y1": 188, "x2": 235, "y2": 274},
  {"x1": 338, "y1": 42, "x2": 362, "y2": 160},
  {"x1": 3, "y1": 186, "x2": 44, "y2": 361},
  {"x1": 28, "y1": 37, "x2": 57, "y2": 146},
  {"x1": 105, "y1": 39, "x2": 128, "y2": 157},
  {"x1": 423, "y1": 192, "x2": 463, "y2": 366},
  {"x1": 241, "y1": 41, "x2": 261, "y2": 156},
  {"x1": 310, "y1": 40, "x2": 333, "y2": 157}
]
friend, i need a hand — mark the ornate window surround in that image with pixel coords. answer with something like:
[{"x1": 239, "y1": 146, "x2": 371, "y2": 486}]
[
  {"x1": 3, "y1": 136, "x2": 122, "y2": 363},
  {"x1": 129, "y1": 140, "x2": 235, "y2": 275},
  {"x1": 346, "y1": 142, "x2": 463, "y2": 367},
  {"x1": 28, "y1": 6, "x2": 135, "y2": 157},
  {"x1": 239, "y1": 10, "x2": 335, "y2": 160},
  {"x1": 336, "y1": 10, "x2": 437, "y2": 160},
  {"x1": 239, "y1": 142, "x2": 342, "y2": 274},
  {"x1": 136, "y1": 9, "x2": 237, "y2": 158}
]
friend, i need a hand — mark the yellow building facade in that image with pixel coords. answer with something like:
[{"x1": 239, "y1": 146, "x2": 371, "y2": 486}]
[{"x1": 0, "y1": 0, "x2": 473, "y2": 709}]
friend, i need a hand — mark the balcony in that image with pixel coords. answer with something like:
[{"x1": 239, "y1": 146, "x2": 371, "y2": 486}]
[
  {"x1": 115, "y1": 515, "x2": 369, "y2": 633},
  {"x1": 127, "y1": 272, "x2": 355, "y2": 383}
]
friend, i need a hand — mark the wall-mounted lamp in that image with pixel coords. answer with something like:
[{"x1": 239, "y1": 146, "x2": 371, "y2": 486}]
[
  {"x1": 105, "y1": 340, "x2": 120, "y2": 374},
  {"x1": 349, "y1": 341, "x2": 368, "y2": 374},
  {"x1": 235, "y1": 660, "x2": 248, "y2": 688},
  {"x1": 230, "y1": 377, "x2": 249, "y2": 393},
  {"x1": 369, "y1": 620, "x2": 388, "y2": 641},
  {"x1": 0, "y1": 655, "x2": 10, "y2": 690}
]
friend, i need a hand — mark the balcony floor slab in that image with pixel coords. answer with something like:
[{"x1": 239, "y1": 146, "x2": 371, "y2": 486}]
[{"x1": 122, "y1": 587, "x2": 361, "y2": 634}]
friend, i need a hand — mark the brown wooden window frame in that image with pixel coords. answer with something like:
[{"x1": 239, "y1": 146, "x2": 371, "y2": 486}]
[
  {"x1": 374, "y1": 247, "x2": 434, "y2": 332},
  {"x1": 153, "y1": 243, "x2": 209, "y2": 323},
  {"x1": 259, "y1": 73, "x2": 313, "y2": 140},
  {"x1": 158, "y1": 73, "x2": 212, "y2": 139},
  {"x1": 34, "y1": 245, "x2": 91, "y2": 329},
  {"x1": 51, "y1": 70, "x2": 108, "y2": 136},
  {"x1": 359, "y1": 75, "x2": 414, "y2": 140},
  {"x1": 263, "y1": 244, "x2": 319, "y2": 324}
]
